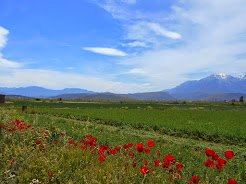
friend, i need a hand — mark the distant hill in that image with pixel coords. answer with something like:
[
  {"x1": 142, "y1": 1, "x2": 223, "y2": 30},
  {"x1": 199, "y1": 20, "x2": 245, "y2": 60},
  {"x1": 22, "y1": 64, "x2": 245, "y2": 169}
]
[
  {"x1": 0, "y1": 86, "x2": 95, "y2": 98},
  {"x1": 121, "y1": 91, "x2": 175, "y2": 101},
  {"x1": 52, "y1": 93, "x2": 93, "y2": 100},
  {"x1": 52, "y1": 91, "x2": 175, "y2": 101},
  {"x1": 167, "y1": 74, "x2": 246, "y2": 100},
  {"x1": 198, "y1": 93, "x2": 246, "y2": 102},
  {"x1": 5, "y1": 95, "x2": 33, "y2": 100},
  {"x1": 75, "y1": 93, "x2": 136, "y2": 101}
]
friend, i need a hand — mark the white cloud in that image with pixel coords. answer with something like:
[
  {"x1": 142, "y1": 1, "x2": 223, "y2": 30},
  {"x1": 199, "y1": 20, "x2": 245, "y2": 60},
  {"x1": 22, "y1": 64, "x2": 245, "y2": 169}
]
[
  {"x1": 119, "y1": 0, "x2": 136, "y2": 4},
  {"x1": 0, "y1": 68, "x2": 156, "y2": 93},
  {"x1": 121, "y1": 41, "x2": 148, "y2": 47},
  {"x1": 145, "y1": 22, "x2": 181, "y2": 39},
  {"x1": 0, "y1": 27, "x2": 22, "y2": 68},
  {"x1": 126, "y1": 22, "x2": 181, "y2": 44},
  {"x1": 127, "y1": 68, "x2": 146, "y2": 74},
  {"x1": 83, "y1": 47, "x2": 127, "y2": 56},
  {"x1": 117, "y1": 0, "x2": 246, "y2": 89},
  {"x1": 0, "y1": 26, "x2": 9, "y2": 48},
  {"x1": 0, "y1": 57, "x2": 22, "y2": 68}
]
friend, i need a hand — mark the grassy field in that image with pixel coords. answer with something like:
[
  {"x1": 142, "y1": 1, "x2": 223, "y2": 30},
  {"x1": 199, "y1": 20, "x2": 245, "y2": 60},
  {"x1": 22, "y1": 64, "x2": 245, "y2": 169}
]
[
  {"x1": 28, "y1": 108, "x2": 246, "y2": 146},
  {"x1": 3, "y1": 99, "x2": 246, "y2": 110},
  {"x1": 1, "y1": 101, "x2": 246, "y2": 183}
]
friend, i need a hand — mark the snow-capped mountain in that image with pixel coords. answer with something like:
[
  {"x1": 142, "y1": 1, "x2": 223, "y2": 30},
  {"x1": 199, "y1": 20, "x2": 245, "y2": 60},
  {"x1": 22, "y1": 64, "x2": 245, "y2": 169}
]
[
  {"x1": 167, "y1": 73, "x2": 246, "y2": 100},
  {"x1": 236, "y1": 74, "x2": 246, "y2": 80}
]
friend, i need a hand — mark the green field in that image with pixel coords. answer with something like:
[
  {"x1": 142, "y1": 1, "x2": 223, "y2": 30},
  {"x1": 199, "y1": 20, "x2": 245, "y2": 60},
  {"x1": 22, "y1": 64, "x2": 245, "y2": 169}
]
[
  {"x1": 29, "y1": 108, "x2": 246, "y2": 146},
  {"x1": 4, "y1": 99, "x2": 246, "y2": 110},
  {"x1": 1, "y1": 100, "x2": 246, "y2": 183}
]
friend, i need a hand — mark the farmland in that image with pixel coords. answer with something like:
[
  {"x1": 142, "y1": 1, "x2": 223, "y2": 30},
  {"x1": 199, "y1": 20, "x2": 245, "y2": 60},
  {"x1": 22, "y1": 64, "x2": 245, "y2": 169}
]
[{"x1": 1, "y1": 100, "x2": 246, "y2": 183}]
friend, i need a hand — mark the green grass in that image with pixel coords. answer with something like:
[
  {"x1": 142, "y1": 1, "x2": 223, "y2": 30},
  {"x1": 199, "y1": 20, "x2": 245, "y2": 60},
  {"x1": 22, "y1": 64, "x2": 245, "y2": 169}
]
[
  {"x1": 1, "y1": 108, "x2": 246, "y2": 183},
  {"x1": 29, "y1": 108, "x2": 246, "y2": 146},
  {"x1": 3, "y1": 99, "x2": 246, "y2": 111}
]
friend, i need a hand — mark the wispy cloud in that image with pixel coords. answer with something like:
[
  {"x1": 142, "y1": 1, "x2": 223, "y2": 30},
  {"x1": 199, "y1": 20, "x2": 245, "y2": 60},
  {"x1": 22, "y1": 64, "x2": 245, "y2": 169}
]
[
  {"x1": 83, "y1": 47, "x2": 127, "y2": 56},
  {"x1": 126, "y1": 22, "x2": 181, "y2": 44},
  {"x1": 0, "y1": 26, "x2": 9, "y2": 48},
  {"x1": 0, "y1": 27, "x2": 22, "y2": 68},
  {"x1": 119, "y1": 0, "x2": 136, "y2": 4},
  {"x1": 116, "y1": 0, "x2": 246, "y2": 89},
  {"x1": 127, "y1": 68, "x2": 146, "y2": 74},
  {"x1": 144, "y1": 22, "x2": 181, "y2": 39},
  {"x1": 121, "y1": 41, "x2": 148, "y2": 47},
  {"x1": 0, "y1": 68, "x2": 156, "y2": 93}
]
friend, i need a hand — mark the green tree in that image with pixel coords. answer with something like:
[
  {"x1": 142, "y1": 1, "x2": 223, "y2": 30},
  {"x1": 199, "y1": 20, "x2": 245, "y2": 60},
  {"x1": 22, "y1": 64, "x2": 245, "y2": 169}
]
[{"x1": 239, "y1": 96, "x2": 244, "y2": 103}]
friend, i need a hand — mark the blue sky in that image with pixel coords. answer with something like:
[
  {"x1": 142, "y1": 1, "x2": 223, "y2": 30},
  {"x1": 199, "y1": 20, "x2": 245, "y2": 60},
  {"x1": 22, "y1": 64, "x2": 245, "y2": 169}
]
[{"x1": 0, "y1": 0, "x2": 246, "y2": 93}]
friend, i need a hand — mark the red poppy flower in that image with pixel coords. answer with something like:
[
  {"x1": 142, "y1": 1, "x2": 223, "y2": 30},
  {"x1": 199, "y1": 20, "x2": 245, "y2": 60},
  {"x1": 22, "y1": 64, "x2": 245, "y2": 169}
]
[
  {"x1": 187, "y1": 180, "x2": 192, "y2": 183},
  {"x1": 49, "y1": 172, "x2": 53, "y2": 177},
  {"x1": 205, "y1": 149, "x2": 215, "y2": 157},
  {"x1": 84, "y1": 134, "x2": 92, "y2": 139},
  {"x1": 147, "y1": 140, "x2": 155, "y2": 147},
  {"x1": 91, "y1": 138, "x2": 97, "y2": 142},
  {"x1": 216, "y1": 163, "x2": 223, "y2": 171},
  {"x1": 52, "y1": 127, "x2": 56, "y2": 130},
  {"x1": 166, "y1": 155, "x2": 175, "y2": 161},
  {"x1": 154, "y1": 160, "x2": 162, "y2": 166},
  {"x1": 1, "y1": 125, "x2": 5, "y2": 128},
  {"x1": 9, "y1": 159, "x2": 15, "y2": 163},
  {"x1": 54, "y1": 140, "x2": 58, "y2": 144},
  {"x1": 145, "y1": 148, "x2": 151, "y2": 154},
  {"x1": 110, "y1": 149, "x2": 117, "y2": 155},
  {"x1": 128, "y1": 143, "x2": 134, "y2": 147},
  {"x1": 212, "y1": 153, "x2": 219, "y2": 160},
  {"x1": 157, "y1": 152, "x2": 161, "y2": 156},
  {"x1": 36, "y1": 140, "x2": 41, "y2": 144},
  {"x1": 177, "y1": 163, "x2": 184, "y2": 169},
  {"x1": 69, "y1": 141, "x2": 73, "y2": 144},
  {"x1": 129, "y1": 151, "x2": 135, "y2": 158},
  {"x1": 143, "y1": 160, "x2": 148, "y2": 165},
  {"x1": 217, "y1": 158, "x2": 227, "y2": 166},
  {"x1": 132, "y1": 161, "x2": 137, "y2": 167},
  {"x1": 40, "y1": 145, "x2": 44, "y2": 149},
  {"x1": 140, "y1": 167, "x2": 150, "y2": 174},
  {"x1": 84, "y1": 141, "x2": 90, "y2": 145},
  {"x1": 123, "y1": 144, "x2": 128, "y2": 149},
  {"x1": 81, "y1": 145, "x2": 87, "y2": 149},
  {"x1": 74, "y1": 143, "x2": 78, "y2": 147},
  {"x1": 136, "y1": 143, "x2": 144, "y2": 152},
  {"x1": 98, "y1": 155, "x2": 106, "y2": 161},
  {"x1": 204, "y1": 159, "x2": 214, "y2": 167},
  {"x1": 225, "y1": 151, "x2": 235, "y2": 159},
  {"x1": 115, "y1": 146, "x2": 121, "y2": 151},
  {"x1": 98, "y1": 150, "x2": 105, "y2": 155},
  {"x1": 228, "y1": 179, "x2": 238, "y2": 184},
  {"x1": 163, "y1": 161, "x2": 170, "y2": 168},
  {"x1": 192, "y1": 176, "x2": 199, "y2": 184},
  {"x1": 61, "y1": 133, "x2": 65, "y2": 136}
]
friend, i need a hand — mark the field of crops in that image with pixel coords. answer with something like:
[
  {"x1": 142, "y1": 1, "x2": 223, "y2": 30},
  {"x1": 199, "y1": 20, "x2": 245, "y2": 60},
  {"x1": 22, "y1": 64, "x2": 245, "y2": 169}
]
[
  {"x1": 30, "y1": 108, "x2": 246, "y2": 146},
  {"x1": 1, "y1": 100, "x2": 246, "y2": 183},
  {"x1": 0, "y1": 108, "x2": 245, "y2": 183},
  {"x1": 5, "y1": 100, "x2": 246, "y2": 111}
]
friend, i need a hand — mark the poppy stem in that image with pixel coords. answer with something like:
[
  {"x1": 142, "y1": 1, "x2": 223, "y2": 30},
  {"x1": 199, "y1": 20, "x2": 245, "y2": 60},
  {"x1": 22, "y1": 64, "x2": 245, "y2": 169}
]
[{"x1": 141, "y1": 174, "x2": 147, "y2": 184}]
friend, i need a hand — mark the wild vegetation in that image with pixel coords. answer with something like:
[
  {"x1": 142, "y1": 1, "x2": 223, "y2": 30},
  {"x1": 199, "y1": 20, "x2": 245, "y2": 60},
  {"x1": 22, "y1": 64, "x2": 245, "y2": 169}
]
[{"x1": 0, "y1": 101, "x2": 246, "y2": 183}]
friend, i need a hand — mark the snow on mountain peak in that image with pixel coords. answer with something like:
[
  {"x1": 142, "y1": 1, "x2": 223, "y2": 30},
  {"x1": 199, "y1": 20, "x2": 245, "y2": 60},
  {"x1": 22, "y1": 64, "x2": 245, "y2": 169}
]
[
  {"x1": 236, "y1": 74, "x2": 246, "y2": 80},
  {"x1": 213, "y1": 73, "x2": 229, "y2": 80}
]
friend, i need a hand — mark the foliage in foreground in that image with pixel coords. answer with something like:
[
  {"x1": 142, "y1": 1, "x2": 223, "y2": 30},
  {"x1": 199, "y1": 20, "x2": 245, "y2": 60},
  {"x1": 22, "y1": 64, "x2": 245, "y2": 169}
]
[{"x1": 1, "y1": 114, "x2": 245, "y2": 183}]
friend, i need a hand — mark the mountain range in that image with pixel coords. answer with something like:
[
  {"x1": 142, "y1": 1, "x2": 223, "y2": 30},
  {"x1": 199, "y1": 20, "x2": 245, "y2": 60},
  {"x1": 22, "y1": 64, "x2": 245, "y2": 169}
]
[{"x1": 1, "y1": 74, "x2": 245, "y2": 101}]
